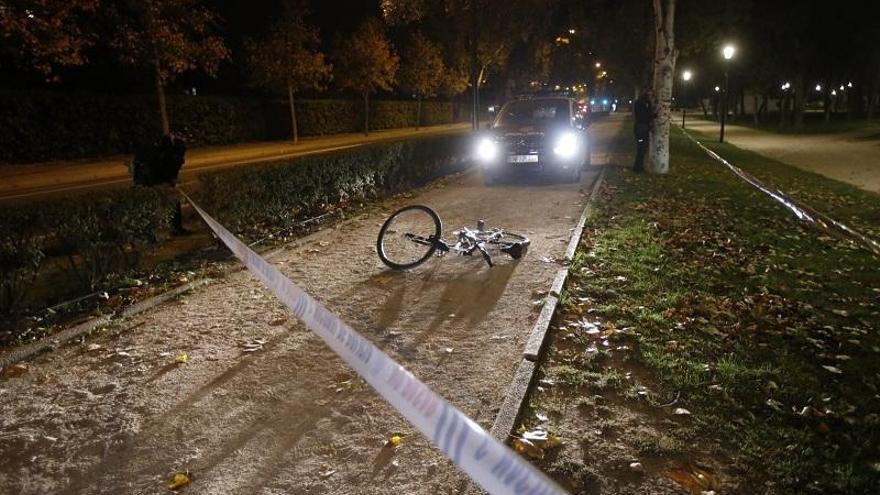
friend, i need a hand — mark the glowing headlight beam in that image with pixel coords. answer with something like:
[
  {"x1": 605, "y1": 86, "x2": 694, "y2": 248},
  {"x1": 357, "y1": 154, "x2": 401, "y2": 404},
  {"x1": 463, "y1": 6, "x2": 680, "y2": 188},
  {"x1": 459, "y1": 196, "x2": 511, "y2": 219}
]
[
  {"x1": 553, "y1": 132, "x2": 578, "y2": 159},
  {"x1": 476, "y1": 137, "x2": 498, "y2": 162}
]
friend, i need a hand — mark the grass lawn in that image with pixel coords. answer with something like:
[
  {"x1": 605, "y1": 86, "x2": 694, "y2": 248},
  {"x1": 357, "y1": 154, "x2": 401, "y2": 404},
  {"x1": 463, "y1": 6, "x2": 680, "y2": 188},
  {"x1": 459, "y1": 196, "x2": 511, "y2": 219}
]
[{"x1": 523, "y1": 122, "x2": 880, "y2": 494}]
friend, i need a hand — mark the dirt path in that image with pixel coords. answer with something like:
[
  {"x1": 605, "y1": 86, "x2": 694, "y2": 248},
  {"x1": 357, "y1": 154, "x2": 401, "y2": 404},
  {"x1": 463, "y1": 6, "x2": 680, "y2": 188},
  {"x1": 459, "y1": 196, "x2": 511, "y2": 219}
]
[
  {"x1": 0, "y1": 117, "x2": 623, "y2": 494},
  {"x1": 683, "y1": 118, "x2": 880, "y2": 193}
]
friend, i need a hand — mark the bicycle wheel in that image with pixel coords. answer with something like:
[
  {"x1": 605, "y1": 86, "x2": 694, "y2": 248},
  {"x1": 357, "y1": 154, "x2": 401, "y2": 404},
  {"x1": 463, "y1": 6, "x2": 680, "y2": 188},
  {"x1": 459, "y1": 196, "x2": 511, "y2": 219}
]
[{"x1": 376, "y1": 205, "x2": 443, "y2": 270}]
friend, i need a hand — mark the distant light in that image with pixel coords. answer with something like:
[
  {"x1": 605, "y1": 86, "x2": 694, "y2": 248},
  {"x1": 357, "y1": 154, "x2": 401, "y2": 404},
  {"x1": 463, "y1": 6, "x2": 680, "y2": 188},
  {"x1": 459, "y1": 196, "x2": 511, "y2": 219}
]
[
  {"x1": 628, "y1": 99, "x2": 633, "y2": 104},
  {"x1": 781, "y1": 82, "x2": 790, "y2": 90},
  {"x1": 595, "y1": 62, "x2": 601, "y2": 68},
  {"x1": 714, "y1": 86, "x2": 720, "y2": 92},
  {"x1": 590, "y1": 99, "x2": 596, "y2": 105},
  {"x1": 831, "y1": 90, "x2": 837, "y2": 96},
  {"x1": 488, "y1": 106, "x2": 495, "y2": 112},
  {"x1": 722, "y1": 44, "x2": 736, "y2": 60},
  {"x1": 568, "y1": 28, "x2": 576, "y2": 34},
  {"x1": 839, "y1": 85, "x2": 845, "y2": 91},
  {"x1": 815, "y1": 84, "x2": 822, "y2": 92},
  {"x1": 847, "y1": 81, "x2": 853, "y2": 88},
  {"x1": 554, "y1": 85, "x2": 560, "y2": 90},
  {"x1": 682, "y1": 70, "x2": 693, "y2": 81},
  {"x1": 602, "y1": 99, "x2": 608, "y2": 105}
]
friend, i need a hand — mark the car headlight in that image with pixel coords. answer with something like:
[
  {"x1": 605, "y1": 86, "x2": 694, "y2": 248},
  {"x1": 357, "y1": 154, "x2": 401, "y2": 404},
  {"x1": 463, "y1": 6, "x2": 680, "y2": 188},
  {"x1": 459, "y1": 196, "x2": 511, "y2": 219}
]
[
  {"x1": 553, "y1": 132, "x2": 578, "y2": 158},
  {"x1": 476, "y1": 137, "x2": 498, "y2": 162}
]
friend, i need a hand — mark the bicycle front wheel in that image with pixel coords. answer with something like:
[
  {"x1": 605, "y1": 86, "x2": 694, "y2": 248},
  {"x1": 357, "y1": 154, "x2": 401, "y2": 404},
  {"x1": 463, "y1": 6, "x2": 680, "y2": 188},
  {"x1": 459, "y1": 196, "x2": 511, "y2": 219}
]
[
  {"x1": 489, "y1": 231, "x2": 530, "y2": 259},
  {"x1": 376, "y1": 205, "x2": 443, "y2": 270}
]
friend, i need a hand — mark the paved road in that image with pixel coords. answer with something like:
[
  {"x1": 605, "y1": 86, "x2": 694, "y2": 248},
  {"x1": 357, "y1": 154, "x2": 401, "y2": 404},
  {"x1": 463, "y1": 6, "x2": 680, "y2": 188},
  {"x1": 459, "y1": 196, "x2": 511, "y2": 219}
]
[
  {"x1": 0, "y1": 115, "x2": 623, "y2": 494},
  {"x1": 682, "y1": 116, "x2": 880, "y2": 194},
  {"x1": 0, "y1": 123, "x2": 471, "y2": 202}
]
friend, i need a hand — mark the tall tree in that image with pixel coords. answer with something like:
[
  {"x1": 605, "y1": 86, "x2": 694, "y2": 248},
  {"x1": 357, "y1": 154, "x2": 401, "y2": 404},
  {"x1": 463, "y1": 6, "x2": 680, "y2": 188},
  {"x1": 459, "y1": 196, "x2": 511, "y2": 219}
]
[
  {"x1": 244, "y1": 1, "x2": 330, "y2": 143},
  {"x1": 332, "y1": 18, "x2": 399, "y2": 136},
  {"x1": 398, "y1": 32, "x2": 445, "y2": 128},
  {"x1": 107, "y1": 0, "x2": 229, "y2": 134},
  {"x1": 649, "y1": 0, "x2": 677, "y2": 174},
  {"x1": 0, "y1": 0, "x2": 99, "y2": 79}
]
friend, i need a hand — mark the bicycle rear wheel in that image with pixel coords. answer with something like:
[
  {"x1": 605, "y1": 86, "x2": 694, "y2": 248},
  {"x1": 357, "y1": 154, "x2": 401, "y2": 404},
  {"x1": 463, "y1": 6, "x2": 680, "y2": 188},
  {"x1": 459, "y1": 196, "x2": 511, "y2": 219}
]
[{"x1": 377, "y1": 205, "x2": 443, "y2": 270}]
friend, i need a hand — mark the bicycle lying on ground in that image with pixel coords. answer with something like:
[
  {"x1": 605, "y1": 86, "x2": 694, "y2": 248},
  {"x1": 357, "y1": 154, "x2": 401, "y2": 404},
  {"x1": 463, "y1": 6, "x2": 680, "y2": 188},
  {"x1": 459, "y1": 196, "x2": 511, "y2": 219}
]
[{"x1": 376, "y1": 205, "x2": 530, "y2": 270}]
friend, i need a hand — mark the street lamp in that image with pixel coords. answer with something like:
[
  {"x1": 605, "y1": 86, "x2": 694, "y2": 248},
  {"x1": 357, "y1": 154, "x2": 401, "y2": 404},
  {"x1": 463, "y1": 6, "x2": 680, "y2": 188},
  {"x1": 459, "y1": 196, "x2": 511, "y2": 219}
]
[
  {"x1": 681, "y1": 70, "x2": 693, "y2": 128},
  {"x1": 595, "y1": 62, "x2": 601, "y2": 68},
  {"x1": 720, "y1": 44, "x2": 736, "y2": 143}
]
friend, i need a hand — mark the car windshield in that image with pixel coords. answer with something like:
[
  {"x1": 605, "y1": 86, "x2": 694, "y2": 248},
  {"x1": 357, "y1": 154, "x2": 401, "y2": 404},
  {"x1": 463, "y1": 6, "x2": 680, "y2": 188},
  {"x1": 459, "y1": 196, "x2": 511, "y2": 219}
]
[{"x1": 494, "y1": 100, "x2": 570, "y2": 129}]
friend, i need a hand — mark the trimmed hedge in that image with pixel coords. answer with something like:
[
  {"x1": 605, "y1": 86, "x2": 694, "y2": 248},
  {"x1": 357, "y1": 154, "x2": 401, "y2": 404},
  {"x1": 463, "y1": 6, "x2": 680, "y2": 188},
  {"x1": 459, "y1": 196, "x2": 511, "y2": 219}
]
[
  {"x1": 0, "y1": 90, "x2": 468, "y2": 163},
  {"x1": 0, "y1": 187, "x2": 175, "y2": 313},
  {"x1": 198, "y1": 133, "x2": 469, "y2": 239},
  {"x1": 0, "y1": 134, "x2": 469, "y2": 314}
]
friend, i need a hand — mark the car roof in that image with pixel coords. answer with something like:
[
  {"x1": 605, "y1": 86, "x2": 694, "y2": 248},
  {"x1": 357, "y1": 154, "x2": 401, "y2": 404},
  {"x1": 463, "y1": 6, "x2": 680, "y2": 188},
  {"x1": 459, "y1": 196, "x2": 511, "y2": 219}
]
[{"x1": 511, "y1": 96, "x2": 572, "y2": 103}]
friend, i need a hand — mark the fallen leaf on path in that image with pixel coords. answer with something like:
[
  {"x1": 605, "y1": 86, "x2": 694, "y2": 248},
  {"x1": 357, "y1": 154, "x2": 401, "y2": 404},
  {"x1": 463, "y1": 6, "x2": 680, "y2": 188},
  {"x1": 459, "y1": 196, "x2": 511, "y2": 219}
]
[
  {"x1": 320, "y1": 469, "x2": 336, "y2": 478},
  {"x1": 167, "y1": 471, "x2": 191, "y2": 491},
  {"x1": 268, "y1": 317, "x2": 287, "y2": 326},
  {"x1": 3, "y1": 364, "x2": 29, "y2": 377},
  {"x1": 386, "y1": 434, "x2": 403, "y2": 448},
  {"x1": 175, "y1": 353, "x2": 189, "y2": 364}
]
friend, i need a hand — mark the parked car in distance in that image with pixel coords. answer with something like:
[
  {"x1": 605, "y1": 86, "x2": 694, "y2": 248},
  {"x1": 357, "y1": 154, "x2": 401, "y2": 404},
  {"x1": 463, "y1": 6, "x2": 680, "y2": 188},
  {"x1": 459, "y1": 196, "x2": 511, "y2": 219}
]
[{"x1": 474, "y1": 97, "x2": 591, "y2": 185}]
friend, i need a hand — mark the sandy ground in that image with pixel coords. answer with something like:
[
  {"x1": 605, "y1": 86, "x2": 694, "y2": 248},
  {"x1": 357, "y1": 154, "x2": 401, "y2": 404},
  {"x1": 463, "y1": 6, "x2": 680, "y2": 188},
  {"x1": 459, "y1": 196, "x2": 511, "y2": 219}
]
[
  {"x1": 682, "y1": 117, "x2": 880, "y2": 193},
  {"x1": 0, "y1": 117, "x2": 622, "y2": 494}
]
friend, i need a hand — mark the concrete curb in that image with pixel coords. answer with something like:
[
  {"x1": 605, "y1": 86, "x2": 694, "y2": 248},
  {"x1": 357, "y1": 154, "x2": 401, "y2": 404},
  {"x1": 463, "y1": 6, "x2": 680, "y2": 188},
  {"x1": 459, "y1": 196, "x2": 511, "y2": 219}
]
[
  {"x1": 489, "y1": 168, "x2": 606, "y2": 441},
  {"x1": 0, "y1": 278, "x2": 212, "y2": 371}
]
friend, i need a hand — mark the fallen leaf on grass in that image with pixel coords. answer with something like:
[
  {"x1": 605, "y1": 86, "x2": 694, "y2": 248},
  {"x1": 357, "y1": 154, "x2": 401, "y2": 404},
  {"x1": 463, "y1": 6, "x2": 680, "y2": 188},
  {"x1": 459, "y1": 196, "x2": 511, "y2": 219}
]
[
  {"x1": 665, "y1": 463, "x2": 719, "y2": 495},
  {"x1": 511, "y1": 428, "x2": 562, "y2": 460},
  {"x1": 175, "y1": 353, "x2": 189, "y2": 364},
  {"x1": 167, "y1": 471, "x2": 191, "y2": 491},
  {"x1": 673, "y1": 408, "x2": 692, "y2": 416},
  {"x1": 822, "y1": 365, "x2": 843, "y2": 374}
]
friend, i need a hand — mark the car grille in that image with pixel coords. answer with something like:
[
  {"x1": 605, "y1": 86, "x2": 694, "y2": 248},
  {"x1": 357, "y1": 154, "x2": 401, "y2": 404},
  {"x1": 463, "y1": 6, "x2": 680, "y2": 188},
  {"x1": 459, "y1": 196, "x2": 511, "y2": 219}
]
[{"x1": 506, "y1": 135, "x2": 544, "y2": 154}]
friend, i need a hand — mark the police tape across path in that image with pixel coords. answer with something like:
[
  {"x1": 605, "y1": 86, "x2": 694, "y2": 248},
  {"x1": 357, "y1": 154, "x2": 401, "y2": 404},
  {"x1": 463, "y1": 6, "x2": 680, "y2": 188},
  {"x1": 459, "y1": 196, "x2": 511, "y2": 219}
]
[{"x1": 179, "y1": 190, "x2": 568, "y2": 495}]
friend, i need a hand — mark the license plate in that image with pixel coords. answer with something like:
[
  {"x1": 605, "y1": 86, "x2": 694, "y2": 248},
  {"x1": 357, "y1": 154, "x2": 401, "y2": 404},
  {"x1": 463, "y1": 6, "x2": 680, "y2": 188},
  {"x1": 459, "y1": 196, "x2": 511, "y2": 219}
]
[{"x1": 507, "y1": 155, "x2": 538, "y2": 163}]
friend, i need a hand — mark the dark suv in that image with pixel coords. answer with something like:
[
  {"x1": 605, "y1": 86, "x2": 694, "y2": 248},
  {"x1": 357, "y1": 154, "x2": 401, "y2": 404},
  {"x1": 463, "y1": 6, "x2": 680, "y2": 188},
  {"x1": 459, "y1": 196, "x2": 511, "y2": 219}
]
[{"x1": 475, "y1": 97, "x2": 591, "y2": 184}]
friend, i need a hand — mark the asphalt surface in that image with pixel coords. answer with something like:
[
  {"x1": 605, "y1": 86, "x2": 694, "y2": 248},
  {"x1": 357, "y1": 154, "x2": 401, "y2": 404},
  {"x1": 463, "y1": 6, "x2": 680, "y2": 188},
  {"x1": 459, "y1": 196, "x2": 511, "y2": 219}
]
[
  {"x1": 0, "y1": 123, "x2": 471, "y2": 202},
  {"x1": 0, "y1": 115, "x2": 624, "y2": 494}
]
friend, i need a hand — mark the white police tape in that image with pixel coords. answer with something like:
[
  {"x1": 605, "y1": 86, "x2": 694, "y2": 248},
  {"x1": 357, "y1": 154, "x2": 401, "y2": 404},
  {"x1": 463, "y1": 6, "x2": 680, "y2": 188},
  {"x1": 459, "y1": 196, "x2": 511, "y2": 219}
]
[{"x1": 181, "y1": 191, "x2": 568, "y2": 495}]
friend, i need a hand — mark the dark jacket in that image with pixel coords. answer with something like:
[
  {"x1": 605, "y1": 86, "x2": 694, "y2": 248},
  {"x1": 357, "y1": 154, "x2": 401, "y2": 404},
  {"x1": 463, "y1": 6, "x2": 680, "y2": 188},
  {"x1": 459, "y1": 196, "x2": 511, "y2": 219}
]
[{"x1": 633, "y1": 96, "x2": 654, "y2": 138}]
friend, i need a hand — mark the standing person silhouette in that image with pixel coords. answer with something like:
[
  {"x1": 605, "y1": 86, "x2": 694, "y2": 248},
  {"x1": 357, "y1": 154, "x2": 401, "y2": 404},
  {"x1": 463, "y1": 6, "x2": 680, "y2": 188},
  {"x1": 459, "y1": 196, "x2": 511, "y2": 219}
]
[{"x1": 633, "y1": 90, "x2": 655, "y2": 173}]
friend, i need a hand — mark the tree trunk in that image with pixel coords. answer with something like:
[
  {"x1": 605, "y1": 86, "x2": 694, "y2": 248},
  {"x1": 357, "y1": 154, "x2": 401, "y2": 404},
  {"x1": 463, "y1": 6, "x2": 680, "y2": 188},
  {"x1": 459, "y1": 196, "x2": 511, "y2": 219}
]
[
  {"x1": 287, "y1": 82, "x2": 298, "y2": 144},
  {"x1": 824, "y1": 90, "x2": 832, "y2": 123},
  {"x1": 792, "y1": 76, "x2": 805, "y2": 129},
  {"x1": 753, "y1": 94, "x2": 760, "y2": 125},
  {"x1": 416, "y1": 96, "x2": 422, "y2": 129},
  {"x1": 868, "y1": 82, "x2": 877, "y2": 120},
  {"x1": 154, "y1": 61, "x2": 170, "y2": 135},
  {"x1": 363, "y1": 92, "x2": 370, "y2": 136},
  {"x1": 700, "y1": 97, "x2": 708, "y2": 117},
  {"x1": 648, "y1": 0, "x2": 677, "y2": 175}
]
